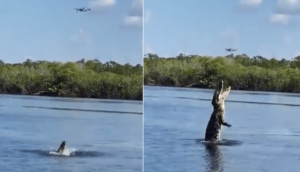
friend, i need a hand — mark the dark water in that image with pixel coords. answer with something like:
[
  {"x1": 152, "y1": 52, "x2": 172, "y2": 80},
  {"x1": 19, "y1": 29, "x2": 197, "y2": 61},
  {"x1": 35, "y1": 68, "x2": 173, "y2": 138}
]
[
  {"x1": 144, "y1": 86, "x2": 300, "y2": 172},
  {"x1": 0, "y1": 95, "x2": 142, "y2": 172}
]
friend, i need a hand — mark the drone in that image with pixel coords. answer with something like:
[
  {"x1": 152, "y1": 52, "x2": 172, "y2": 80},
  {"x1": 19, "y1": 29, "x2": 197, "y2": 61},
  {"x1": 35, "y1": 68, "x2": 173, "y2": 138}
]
[
  {"x1": 75, "y1": 7, "x2": 91, "y2": 12},
  {"x1": 225, "y1": 48, "x2": 238, "y2": 52}
]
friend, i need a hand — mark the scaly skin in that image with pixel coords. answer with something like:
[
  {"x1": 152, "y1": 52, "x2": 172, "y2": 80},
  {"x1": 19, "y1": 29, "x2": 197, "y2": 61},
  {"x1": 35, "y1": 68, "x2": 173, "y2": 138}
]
[
  {"x1": 205, "y1": 80, "x2": 232, "y2": 142},
  {"x1": 57, "y1": 141, "x2": 66, "y2": 153}
]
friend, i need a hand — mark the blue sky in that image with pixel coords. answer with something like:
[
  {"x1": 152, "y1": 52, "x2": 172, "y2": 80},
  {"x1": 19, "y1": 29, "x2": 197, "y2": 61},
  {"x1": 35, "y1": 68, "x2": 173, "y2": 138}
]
[
  {"x1": 144, "y1": 0, "x2": 300, "y2": 60},
  {"x1": 0, "y1": 0, "x2": 142, "y2": 65}
]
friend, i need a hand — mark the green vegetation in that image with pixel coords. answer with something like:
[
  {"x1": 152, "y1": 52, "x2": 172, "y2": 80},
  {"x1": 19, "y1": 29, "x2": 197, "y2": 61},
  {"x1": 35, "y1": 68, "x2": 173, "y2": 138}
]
[
  {"x1": 144, "y1": 53, "x2": 300, "y2": 93},
  {"x1": 0, "y1": 59, "x2": 143, "y2": 100}
]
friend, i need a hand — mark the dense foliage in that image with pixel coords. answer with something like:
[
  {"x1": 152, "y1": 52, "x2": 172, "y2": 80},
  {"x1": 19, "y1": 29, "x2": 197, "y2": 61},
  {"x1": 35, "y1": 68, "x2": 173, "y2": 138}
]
[
  {"x1": 144, "y1": 53, "x2": 300, "y2": 93},
  {"x1": 0, "y1": 59, "x2": 143, "y2": 100}
]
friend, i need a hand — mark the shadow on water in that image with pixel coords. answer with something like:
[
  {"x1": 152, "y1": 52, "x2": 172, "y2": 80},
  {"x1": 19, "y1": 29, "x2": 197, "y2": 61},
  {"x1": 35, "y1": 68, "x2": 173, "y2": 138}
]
[
  {"x1": 196, "y1": 139, "x2": 241, "y2": 172},
  {"x1": 144, "y1": 85, "x2": 300, "y2": 98},
  {"x1": 21, "y1": 105, "x2": 142, "y2": 115},
  {"x1": 0, "y1": 94, "x2": 142, "y2": 104},
  {"x1": 145, "y1": 95, "x2": 300, "y2": 107},
  {"x1": 20, "y1": 149, "x2": 108, "y2": 158}
]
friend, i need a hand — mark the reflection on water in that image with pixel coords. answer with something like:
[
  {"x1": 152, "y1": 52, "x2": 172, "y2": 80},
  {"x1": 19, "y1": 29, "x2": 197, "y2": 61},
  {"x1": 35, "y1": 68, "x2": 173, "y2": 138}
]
[
  {"x1": 204, "y1": 143, "x2": 223, "y2": 172},
  {"x1": 144, "y1": 86, "x2": 300, "y2": 172},
  {"x1": 198, "y1": 139, "x2": 242, "y2": 172}
]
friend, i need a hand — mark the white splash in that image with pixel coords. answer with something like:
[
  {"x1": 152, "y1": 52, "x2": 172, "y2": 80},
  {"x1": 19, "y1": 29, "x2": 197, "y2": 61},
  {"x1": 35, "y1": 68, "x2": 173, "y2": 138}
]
[{"x1": 49, "y1": 147, "x2": 76, "y2": 157}]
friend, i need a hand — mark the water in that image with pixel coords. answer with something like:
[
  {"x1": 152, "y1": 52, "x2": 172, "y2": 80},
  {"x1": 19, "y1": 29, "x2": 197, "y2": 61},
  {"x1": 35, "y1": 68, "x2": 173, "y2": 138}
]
[
  {"x1": 144, "y1": 86, "x2": 300, "y2": 172},
  {"x1": 0, "y1": 95, "x2": 142, "y2": 172}
]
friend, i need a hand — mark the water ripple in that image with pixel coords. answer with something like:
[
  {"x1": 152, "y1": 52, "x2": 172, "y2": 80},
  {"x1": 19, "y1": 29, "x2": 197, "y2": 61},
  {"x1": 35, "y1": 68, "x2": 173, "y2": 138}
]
[
  {"x1": 20, "y1": 149, "x2": 108, "y2": 158},
  {"x1": 144, "y1": 95, "x2": 300, "y2": 107},
  {"x1": 21, "y1": 105, "x2": 142, "y2": 115}
]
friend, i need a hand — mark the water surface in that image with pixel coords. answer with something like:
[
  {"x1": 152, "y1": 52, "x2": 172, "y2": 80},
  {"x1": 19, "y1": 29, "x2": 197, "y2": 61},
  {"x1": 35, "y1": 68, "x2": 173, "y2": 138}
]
[
  {"x1": 0, "y1": 95, "x2": 142, "y2": 172},
  {"x1": 144, "y1": 86, "x2": 300, "y2": 172}
]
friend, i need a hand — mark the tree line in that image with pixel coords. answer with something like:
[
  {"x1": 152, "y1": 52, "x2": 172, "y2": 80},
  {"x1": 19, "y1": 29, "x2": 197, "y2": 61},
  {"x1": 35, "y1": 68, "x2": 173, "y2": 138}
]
[
  {"x1": 144, "y1": 53, "x2": 300, "y2": 93},
  {"x1": 0, "y1": 58, "x2": 143, "y2": 100}
]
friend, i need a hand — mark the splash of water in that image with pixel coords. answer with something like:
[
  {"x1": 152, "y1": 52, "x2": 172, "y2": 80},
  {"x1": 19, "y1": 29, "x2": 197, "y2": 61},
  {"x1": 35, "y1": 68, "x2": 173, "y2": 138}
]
[
  {"x1": 196, "y1": 138, "x2": 242, "y2": 146},
  {"x1": 49, "y1": 147, "x2": 77, "y2": 156}
]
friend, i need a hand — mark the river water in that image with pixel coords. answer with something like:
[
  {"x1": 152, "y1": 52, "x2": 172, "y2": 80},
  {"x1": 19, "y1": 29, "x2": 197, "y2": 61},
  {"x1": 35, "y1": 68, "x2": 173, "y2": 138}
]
[
  {"x1": 0, "y1": 95, "x2": 142, "y2": 172},
  {"x1": 144, "y1": 86, "x2": 300, "y2": 172}
]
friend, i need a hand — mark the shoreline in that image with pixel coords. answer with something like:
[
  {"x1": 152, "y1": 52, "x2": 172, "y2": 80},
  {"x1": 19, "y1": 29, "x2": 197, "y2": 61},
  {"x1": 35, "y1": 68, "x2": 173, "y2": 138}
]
[
  {"x1": 0, "y1": 59, "x2": 143, "y2": 101},
  {"x1": 0, "y1": 92, "x2": 143, "y2": 102},
  {"x1": 144, "y1": 54, "x2": 300, "y2": 96}
]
